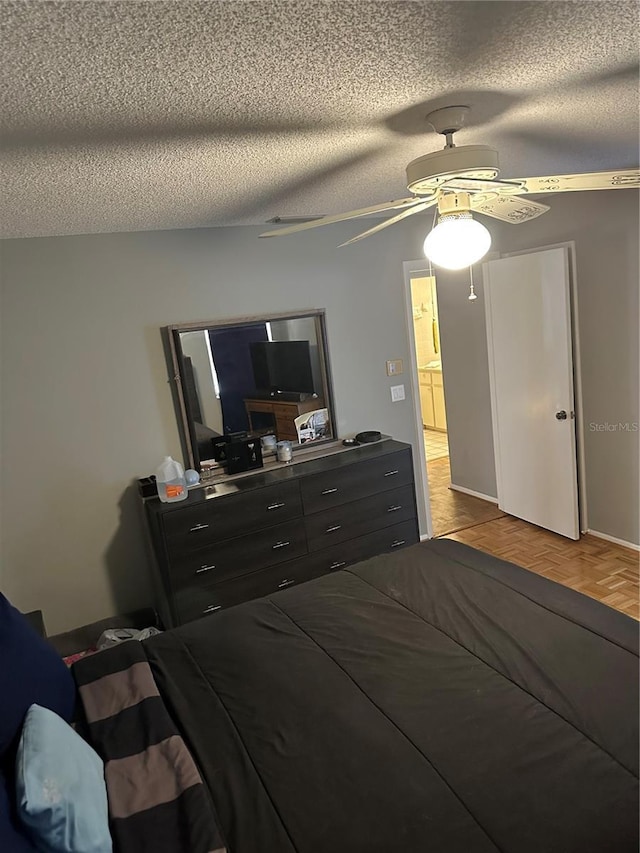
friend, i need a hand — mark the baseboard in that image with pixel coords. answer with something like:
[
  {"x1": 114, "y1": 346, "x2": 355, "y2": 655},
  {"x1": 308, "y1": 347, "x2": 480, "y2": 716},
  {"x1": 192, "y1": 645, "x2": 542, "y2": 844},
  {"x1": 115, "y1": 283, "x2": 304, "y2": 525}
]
[
  {"x1": 449, "y1": 483, "x2": 499, "y2": 504},
  {"x1": 419, "y1": 533, "x2": 432, "y2": 542},
  {"x1": 586, "y1": 529, "x2": 640, "y2": 552}
]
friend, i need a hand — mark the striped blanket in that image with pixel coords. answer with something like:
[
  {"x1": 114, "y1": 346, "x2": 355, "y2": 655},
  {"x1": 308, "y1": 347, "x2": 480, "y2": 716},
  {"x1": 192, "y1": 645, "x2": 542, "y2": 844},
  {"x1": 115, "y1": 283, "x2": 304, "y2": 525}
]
[{"x1": 73, "y1": 641, "x2": 226, "y2": 853}]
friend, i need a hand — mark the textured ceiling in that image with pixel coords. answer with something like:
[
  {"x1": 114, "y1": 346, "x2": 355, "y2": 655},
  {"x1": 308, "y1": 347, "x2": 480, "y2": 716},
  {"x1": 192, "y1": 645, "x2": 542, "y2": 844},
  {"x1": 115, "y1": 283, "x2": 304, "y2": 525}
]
[{"x1": 1, "y1": 1, "x2": 638, "y2": 238}]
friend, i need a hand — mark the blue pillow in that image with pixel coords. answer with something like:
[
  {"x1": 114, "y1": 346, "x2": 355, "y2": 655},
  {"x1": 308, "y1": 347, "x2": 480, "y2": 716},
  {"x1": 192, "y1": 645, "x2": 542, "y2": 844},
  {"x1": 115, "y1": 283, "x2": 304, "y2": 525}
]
[
  {"x1": 16, "y1": 705, "x2": 112, "y2": 853},
  {"x1": 0, "y1": 594, "x2": 75, "y2": 758},
  {"x1": 0, "y1": 769, "x2": 38, "y2": 852}
]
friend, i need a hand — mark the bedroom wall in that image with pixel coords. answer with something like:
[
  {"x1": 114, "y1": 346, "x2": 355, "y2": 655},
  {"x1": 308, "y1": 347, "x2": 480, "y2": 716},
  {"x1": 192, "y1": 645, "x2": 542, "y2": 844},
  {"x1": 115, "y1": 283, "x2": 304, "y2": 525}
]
[
  {"x1": 1, "y1": 189, "x2": 637, "y2": 633},
  {"x1": 430, "y1": 263, "x2": 498, "y2": 499},
  {"x1": 493, "y1": 189, "x2": 639, "y2": 546},
  {"x1": 406, "y1": 264, "x2": 498, "y2": 500},
  {"x1": 0, "y1": 220, "x2": 430, "y2": 633},
  {"x1": 432, "y1": 190, "x2": 639, "y2": 545}
]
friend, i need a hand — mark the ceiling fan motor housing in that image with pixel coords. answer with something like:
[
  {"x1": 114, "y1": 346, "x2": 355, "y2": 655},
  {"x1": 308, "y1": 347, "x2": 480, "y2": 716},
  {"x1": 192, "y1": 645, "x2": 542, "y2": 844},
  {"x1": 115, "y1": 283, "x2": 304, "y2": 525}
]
[
  {"x1": 437, "y1": 192, "x2": 472, "y2": 216},
  {"x1": 406, "y1": 145, "x2": 500, "y2": 195}
]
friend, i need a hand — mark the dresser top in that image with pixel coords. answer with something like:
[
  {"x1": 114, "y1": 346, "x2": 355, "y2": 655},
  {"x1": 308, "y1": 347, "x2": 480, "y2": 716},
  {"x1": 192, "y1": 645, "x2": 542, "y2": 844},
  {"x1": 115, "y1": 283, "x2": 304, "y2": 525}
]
[{"x1": 145, "y1": 439, "x2": 411, "y2": 516}]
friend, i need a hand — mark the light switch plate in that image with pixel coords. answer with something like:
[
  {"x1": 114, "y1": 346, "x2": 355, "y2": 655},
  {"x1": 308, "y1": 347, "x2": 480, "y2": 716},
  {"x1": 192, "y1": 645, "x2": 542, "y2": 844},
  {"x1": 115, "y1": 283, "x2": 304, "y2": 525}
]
[
  {"x1": 386, "y1": 359, "x2": 404, "y2": 376},
  {"x1": 390, "y1": 384, "x2": 405, "y2": 402}
]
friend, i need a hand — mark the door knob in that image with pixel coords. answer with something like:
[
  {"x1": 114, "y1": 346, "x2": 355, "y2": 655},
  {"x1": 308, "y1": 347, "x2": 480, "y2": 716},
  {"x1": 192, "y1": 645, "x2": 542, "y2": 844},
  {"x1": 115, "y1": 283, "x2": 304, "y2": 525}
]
[{"x1": 555, "y1": 410, "x2": 567, "y2": 420}]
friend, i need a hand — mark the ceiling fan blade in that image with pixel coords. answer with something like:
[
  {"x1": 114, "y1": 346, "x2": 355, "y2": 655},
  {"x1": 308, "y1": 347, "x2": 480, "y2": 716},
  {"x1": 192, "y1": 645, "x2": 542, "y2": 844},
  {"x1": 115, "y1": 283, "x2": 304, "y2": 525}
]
[
  {"x1": 471, "y1": 195, "x2": 550, "y2": 224},
  {"x1": 513, "y1": 169, "x2": 640, "y2": 194},
  {"x1": 259, "y1": 197, "x2": 423, "y2": 238},
  {"x1": 339, "y1": 198, "x2": 438, "y2": 246}
]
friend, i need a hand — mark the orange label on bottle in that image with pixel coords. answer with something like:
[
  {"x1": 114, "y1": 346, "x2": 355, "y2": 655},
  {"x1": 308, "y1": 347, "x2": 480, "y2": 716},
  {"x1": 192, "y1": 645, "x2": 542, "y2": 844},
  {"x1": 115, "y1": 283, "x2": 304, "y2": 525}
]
[{"x1": 166, "y1": 484, "x2": 185, "y2": 498}]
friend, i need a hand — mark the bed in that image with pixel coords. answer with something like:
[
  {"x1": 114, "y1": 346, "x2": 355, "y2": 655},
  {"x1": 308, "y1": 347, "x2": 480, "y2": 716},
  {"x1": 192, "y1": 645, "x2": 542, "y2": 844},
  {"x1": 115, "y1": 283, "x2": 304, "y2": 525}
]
[{"x1": 73, "y1": 539, "x2": 639, "y2": 853}]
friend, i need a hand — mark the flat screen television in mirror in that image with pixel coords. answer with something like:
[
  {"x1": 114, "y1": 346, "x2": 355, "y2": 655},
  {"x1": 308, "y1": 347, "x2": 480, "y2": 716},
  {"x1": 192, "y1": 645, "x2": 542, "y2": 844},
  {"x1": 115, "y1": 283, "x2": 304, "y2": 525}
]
[
  {"x1": 250, "y1": 341, "x2": 315, "y2": 395},
  {"x1": 164, "y1": 310, "x2": 336, "y2": 471}
]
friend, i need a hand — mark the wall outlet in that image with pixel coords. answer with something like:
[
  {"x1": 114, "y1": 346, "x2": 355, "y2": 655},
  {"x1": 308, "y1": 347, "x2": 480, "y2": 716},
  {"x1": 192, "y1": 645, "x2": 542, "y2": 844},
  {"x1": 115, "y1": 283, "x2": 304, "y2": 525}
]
[
  {"x1": 386, "y1": 359, "x2": 404, "y2": 376},
  {"x1": 390, "y1": 384, "x2": 405, "y2": 402}
]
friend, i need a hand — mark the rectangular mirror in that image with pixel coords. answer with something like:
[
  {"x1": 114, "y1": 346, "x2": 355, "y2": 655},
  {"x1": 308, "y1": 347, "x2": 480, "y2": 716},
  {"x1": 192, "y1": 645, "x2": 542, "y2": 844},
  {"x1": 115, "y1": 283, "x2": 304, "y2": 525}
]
[{"x1": 164, "y1": 310, "x2": 336, "y2": 471}]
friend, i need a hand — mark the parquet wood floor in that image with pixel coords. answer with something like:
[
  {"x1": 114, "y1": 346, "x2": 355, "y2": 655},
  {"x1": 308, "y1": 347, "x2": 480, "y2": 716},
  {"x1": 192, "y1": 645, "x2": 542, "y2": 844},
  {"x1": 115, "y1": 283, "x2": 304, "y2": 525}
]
[
  {"x1": 447, "y1": 516, "x2": 639, "y2": 620},
  {"x1": 427, "y1": 455, "x2": 505, "y2": 537}
]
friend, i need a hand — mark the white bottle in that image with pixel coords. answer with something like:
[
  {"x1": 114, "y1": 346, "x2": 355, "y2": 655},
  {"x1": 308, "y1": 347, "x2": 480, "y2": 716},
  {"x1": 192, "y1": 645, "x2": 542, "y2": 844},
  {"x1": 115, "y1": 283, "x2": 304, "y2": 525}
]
[{"x1": 156, "y1": 456, "x2": 188, "y2": 503}]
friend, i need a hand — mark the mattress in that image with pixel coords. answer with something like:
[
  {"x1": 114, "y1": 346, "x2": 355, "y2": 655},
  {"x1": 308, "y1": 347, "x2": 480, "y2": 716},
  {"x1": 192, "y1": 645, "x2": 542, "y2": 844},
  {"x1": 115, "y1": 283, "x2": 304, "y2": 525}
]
[{"x1": 75, "y1": 539, "x2": 639, "y2": 853}]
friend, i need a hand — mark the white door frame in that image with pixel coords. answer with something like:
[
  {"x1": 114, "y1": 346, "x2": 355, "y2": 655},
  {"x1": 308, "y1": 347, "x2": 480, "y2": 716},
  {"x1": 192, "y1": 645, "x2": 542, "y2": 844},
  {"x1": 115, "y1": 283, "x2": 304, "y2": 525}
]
[
  {"x1": 499, "y1": 241, "x2": 588, "y2": 533},
  {"x1": 402, "y1": 260, "x2": 435, "y2": 540}
]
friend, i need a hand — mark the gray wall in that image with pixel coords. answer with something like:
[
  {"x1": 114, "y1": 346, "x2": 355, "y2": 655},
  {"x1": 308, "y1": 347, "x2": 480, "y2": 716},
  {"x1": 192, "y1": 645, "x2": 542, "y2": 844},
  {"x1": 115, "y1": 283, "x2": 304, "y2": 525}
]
[
  {"x1": 0, "y1": 222, "x2": 428, "y2": 633},
  {"x1": 430, "y1": 190, "x2": 638, "y2": 544},
  {"x1": 493, "y1": 190, "x2": 639, "y2": 545},
  {"x1": 1, "y1": 189, "x2": 637, "y2": 633},
  {"x1": 435, "y1": 264, "x2": 498, "y2": 498}
]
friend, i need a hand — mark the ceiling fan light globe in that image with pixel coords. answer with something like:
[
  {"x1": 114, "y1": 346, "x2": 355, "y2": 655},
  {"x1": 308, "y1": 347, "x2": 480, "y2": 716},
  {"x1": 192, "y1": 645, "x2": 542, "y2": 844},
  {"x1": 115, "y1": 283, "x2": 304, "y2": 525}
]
[{"x1": 423, "y1": 216, "x2": 492, "y2": 270}]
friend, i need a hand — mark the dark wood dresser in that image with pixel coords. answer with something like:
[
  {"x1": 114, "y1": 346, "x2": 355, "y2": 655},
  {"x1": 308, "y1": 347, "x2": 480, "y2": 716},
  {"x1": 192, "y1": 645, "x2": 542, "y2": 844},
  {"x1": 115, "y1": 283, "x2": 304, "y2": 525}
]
[{"x1": 142, "y1": 439, "x2": 419, "y2": 627}]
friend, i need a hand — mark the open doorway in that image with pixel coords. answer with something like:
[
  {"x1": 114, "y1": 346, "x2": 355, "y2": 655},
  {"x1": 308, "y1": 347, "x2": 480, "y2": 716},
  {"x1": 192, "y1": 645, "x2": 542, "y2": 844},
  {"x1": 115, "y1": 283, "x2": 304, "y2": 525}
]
[{"x1": 408, "y1": 270, "x2": 505, "y2": 537}]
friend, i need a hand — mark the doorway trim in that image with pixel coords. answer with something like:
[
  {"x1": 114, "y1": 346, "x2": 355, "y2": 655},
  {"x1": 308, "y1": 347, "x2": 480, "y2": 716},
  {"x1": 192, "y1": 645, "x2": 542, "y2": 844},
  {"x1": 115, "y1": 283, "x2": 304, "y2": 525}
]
[
  {"x1": 500, "y1": 241, "x2": 588, "y2": 533},
  {"x1": 402, "y1": 260, "x2": 436, "y2": 540}
]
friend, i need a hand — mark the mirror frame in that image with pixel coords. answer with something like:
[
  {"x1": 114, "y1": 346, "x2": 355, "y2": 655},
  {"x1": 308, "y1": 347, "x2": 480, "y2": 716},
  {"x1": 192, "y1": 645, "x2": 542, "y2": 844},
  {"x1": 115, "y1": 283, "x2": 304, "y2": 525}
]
[{"x1": 163, "y1": 309, "x2": 337, "y2": 471}]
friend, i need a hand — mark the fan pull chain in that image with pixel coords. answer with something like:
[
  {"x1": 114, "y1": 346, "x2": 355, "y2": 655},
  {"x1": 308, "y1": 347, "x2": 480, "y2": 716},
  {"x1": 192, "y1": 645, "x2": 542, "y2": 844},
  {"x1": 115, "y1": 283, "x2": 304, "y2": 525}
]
[{"x1": 468, "y1": 265, "x2": 478, "y2": 301}]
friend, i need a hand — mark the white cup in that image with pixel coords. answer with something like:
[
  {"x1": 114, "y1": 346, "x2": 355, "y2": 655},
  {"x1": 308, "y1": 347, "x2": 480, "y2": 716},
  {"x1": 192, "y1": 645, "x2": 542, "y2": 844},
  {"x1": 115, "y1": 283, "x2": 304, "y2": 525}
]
[
  {"x1": 261, "y1": 434, "x2": 277, "y2": 453},
  {"x1": 276, "y1": 440, "x2": 293, "y2": 462}
]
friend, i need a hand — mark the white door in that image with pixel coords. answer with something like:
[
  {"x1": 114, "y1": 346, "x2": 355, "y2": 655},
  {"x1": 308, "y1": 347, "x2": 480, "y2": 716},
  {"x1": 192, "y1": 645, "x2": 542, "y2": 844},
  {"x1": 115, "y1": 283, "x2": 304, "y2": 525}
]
[{"x1": 483, "y1": 247, "x2": 579, "y2": 539}]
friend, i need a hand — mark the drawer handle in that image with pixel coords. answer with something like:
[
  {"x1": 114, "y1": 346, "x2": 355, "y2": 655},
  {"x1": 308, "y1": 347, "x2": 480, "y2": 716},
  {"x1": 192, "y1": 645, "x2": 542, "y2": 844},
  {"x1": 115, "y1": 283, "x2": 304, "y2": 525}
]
[
  {"x1": 325, "y1": 524, "x2": 342, "y2": 534},
  {"x1": 272, "y1": 540, "x2": 291, "y2": 550},
  {"x1": 195, "y1": 564, "x2": 215, "y2": 574},
  {"x1": 321, "y1": 487, "x2": 338, "y2": 495},
  {"x1": 330, "y1": 560, "x2": 346, "y2": 570},
  {"x1": 267, "y1": 502, "x2": 286, "y2": 511},
  {"x1": 278, "y1": 578, "x2": 296, "y2": 589},
  {"x1": 384, "y1": 470, "x2": 399, "y2": 478},
  {"x1": 203, "y1": 604, "x2": 222, "y2": 614},
  {"x1": 390, "y1": 539, "x2": 406, "y2": 548},
  {"x1": 189, "y1": 523, "x2": 210, "y2": 532},
  {"x1": 387, "y1": 505, "x2": 402, "y2": 513}
]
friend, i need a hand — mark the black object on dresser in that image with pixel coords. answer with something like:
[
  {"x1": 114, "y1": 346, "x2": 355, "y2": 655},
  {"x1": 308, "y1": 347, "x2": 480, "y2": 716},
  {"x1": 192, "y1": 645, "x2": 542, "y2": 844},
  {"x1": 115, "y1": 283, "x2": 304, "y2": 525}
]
[{"x1": 142, "y1": 439, "x2": 419, "y2": 627}]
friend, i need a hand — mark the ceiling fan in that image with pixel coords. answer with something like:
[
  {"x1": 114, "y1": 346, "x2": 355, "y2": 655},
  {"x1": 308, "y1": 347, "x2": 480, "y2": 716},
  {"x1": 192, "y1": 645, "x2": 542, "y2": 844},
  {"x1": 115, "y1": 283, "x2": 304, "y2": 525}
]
[{"x1": 260, "y1": 106, "x2": 640, "y2": 270}]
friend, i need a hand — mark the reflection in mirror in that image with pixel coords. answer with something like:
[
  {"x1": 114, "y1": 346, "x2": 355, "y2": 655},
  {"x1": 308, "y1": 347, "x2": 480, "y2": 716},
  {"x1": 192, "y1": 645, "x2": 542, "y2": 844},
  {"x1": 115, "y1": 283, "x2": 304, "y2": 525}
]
[{"x1": 165, "y1": 311, "x2": 336, "y2": 471}]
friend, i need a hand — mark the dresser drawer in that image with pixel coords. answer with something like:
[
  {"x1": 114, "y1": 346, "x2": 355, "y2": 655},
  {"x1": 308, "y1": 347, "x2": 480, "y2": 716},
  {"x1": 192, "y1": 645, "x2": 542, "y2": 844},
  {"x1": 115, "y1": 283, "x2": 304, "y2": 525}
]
[
  {"x1": 174, "y1": 519, "x2": 419, "y2": 623},
  {"x1": 276, "y1": 420, "x2": 298, "y2": 441},
  {"x1": 272, "y1": 402, "x2": 297, "y2": 417},
  {"x1": 144, "y1": 440, "x2": 419, "y2": 627},
  {"x1": 245, "y1": 400, "x2": 275, "y2": 414},
  {"x1": 301, "y1": 449, "x2": 413, "y2": 514},
  {"x1": 174, "y1": 559, "x2": 318, "y2": 624},
  {"x1": 163, "y1": 480, "x2": 302, "y2": 552},
  {"x1": 300, "y1": 519, "x2": 420, "y2": 576},
  {"x1": 304, "y1": 484, "x2": 416, "y2": 552},
  {"x1": 168, "y1": 518, "x2": 308, "y2": 590}
]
